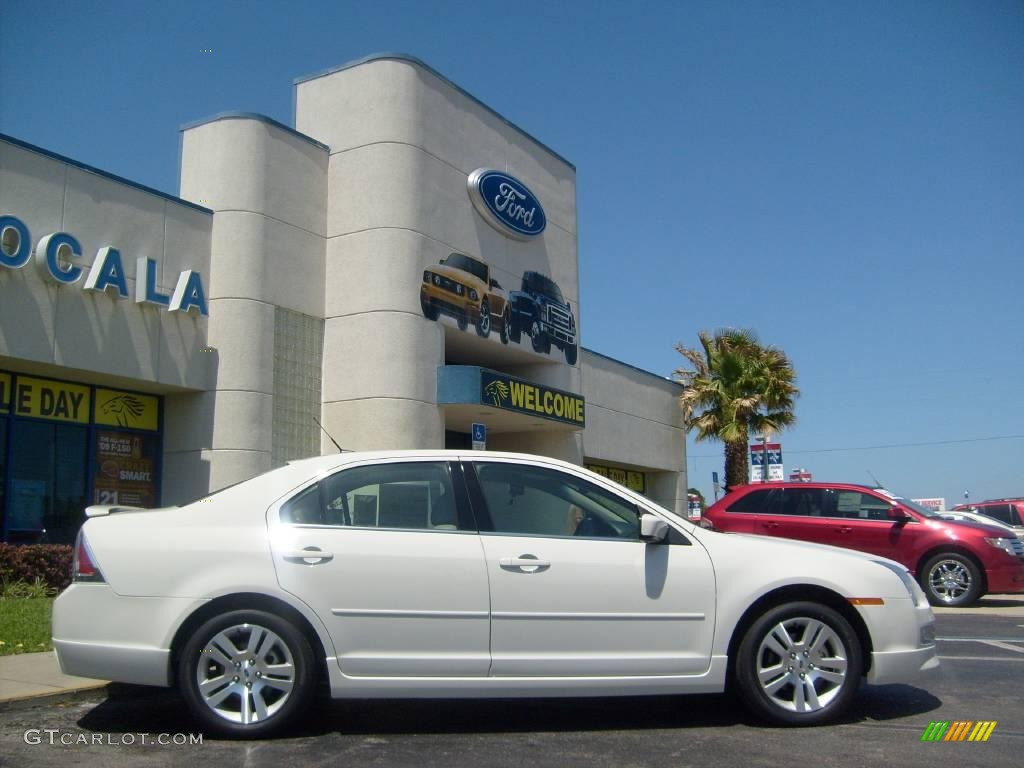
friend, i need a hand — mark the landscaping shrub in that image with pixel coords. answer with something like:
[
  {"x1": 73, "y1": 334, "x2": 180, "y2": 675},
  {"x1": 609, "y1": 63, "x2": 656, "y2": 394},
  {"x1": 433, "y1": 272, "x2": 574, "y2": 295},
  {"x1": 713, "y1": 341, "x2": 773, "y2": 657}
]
[{"x1": 0, "y1": 544, "x2": 74, "y2": 593}]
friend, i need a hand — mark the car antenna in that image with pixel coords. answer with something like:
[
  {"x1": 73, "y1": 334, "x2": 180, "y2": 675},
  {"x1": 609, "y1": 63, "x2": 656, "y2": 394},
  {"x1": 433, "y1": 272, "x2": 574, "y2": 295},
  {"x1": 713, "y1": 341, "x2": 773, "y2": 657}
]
[
  {"x1": 313, "y1": 416, "x2": 347, "y2": 453},
  {"x1": 866, "y1": 469, "x2": 883, "y2": 488}
]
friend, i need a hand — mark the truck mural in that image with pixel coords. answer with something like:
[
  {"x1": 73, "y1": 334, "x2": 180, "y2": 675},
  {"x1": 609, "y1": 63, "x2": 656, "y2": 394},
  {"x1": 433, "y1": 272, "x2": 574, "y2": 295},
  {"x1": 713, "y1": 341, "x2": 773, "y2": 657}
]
[
  {"x1": 508, "y1": 270, "x2": 578, "y2": 365},
  {"x1": 420, "y1": 255, "x2": 577, "y2": 365},
  {"x1": 420, "y1": 253, "x2": 511, "y2": 343}
]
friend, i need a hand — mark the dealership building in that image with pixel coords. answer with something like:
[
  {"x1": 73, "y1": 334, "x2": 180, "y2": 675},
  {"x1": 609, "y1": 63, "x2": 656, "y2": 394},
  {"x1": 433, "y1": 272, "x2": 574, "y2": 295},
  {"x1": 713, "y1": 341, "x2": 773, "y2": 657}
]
[{"x1": 0, "y1": 54, "x2": 686, "y2": 544}]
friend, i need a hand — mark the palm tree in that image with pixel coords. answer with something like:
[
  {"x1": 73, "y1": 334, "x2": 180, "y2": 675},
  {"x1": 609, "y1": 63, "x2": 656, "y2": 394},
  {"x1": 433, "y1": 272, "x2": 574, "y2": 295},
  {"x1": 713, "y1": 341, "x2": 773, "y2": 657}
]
[{"x1": 674, "y1": 329, "x2": 799, "y2": 489}]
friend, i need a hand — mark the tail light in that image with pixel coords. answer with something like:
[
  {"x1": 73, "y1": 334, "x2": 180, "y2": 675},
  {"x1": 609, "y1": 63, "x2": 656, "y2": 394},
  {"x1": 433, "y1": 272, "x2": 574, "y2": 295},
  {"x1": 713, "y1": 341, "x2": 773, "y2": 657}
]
[{"x1": 72, "y1": 530, "x2": 105, "y2": 583}]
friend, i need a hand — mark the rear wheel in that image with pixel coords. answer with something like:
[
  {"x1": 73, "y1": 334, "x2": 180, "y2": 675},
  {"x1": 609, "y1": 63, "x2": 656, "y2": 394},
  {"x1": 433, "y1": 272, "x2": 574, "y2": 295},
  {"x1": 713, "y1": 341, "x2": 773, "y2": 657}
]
[
  {"x1": 734, "y1": 601, "x2": 862, "y2": 726},
  {"x1": 178, "y1": 609, "x2": 315, "y2": 738},
  {"x1": 920, "y1": 552, "x2": 982, "y2": 607}
]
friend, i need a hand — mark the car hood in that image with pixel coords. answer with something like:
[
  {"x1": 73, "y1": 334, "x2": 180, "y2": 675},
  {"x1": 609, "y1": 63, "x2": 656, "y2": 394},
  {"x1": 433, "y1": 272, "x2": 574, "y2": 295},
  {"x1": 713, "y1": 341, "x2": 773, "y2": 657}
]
[{"x1": 429, "y1": 264, "x2": 486, "y2": 290}]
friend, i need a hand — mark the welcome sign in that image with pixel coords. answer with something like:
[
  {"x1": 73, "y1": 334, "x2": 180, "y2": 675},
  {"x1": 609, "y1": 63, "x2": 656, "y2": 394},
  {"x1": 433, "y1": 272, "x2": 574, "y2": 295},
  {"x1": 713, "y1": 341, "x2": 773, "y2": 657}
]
[{"x1": 480, "y1": 370, "x2": 584, "y2": 427}]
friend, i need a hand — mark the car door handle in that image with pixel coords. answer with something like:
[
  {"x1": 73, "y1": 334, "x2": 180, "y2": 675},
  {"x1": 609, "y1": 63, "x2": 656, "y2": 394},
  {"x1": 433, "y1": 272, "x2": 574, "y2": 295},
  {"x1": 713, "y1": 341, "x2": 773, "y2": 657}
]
[
  {"x1": 282, "y1": 547, "x2": 334, "y2": 564},
  {"x1": 499, "y1": 555, "x2": 550, "y2": 573},
  {"x1": 836, "y1": 527, "x2": 853, "y2": 534},
  {"x1": 762, "y1": 522, "x2": 780, "y2": 530}
]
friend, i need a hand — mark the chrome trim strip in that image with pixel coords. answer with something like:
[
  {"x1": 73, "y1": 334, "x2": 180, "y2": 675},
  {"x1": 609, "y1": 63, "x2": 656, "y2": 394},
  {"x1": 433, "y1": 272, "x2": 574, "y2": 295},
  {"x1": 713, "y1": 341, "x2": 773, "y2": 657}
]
[
  {"x1": 492, "y1": 612, "x2": 706, "y2": 621},
  {"x1": 331, "y1": 609, "x2": 489, "y2": 619}
]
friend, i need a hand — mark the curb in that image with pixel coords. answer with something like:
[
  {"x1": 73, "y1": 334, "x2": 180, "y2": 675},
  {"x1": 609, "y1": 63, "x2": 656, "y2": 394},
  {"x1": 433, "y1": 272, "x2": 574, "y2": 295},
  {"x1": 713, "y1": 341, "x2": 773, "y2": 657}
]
[{"x1": 0, "y1": 682, "x2": 111, "y2": 713}]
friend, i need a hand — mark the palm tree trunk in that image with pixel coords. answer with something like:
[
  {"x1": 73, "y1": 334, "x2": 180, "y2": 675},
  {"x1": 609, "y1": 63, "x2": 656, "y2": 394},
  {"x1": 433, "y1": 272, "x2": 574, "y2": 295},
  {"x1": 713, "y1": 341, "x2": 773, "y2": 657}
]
[{"x1": 724, "y1": 439, "x2": 749, "y2": 489}]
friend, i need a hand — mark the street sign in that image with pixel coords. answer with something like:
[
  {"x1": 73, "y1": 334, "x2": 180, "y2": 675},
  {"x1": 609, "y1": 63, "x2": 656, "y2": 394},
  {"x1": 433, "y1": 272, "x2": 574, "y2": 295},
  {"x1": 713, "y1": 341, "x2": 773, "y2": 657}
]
[
  {"x1": 471, "y1": 422, "x2": 486, "y2": 451},
  {"x1": 750, "y1": 442, "x2": 783, "y2": 482}
]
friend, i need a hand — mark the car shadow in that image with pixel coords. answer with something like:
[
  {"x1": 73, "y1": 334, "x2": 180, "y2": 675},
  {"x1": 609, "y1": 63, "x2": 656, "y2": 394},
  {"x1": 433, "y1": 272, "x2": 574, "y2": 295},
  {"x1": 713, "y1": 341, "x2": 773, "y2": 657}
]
[{"x1": 76, "y1": 682, "x2": 942, "y2": 740}]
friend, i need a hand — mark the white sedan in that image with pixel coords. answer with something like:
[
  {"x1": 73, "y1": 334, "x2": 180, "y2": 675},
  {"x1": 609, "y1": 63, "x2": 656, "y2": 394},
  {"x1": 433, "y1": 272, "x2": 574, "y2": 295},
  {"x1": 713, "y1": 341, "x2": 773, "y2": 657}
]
[{"x1": 53, "y1": 451, "x2": 938, "y2": 737}]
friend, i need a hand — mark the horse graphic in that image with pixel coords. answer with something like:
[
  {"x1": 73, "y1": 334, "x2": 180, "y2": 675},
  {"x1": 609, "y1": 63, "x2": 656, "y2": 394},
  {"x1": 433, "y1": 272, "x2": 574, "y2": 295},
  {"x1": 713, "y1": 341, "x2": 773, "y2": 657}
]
[
  {"x1": 100, "y1": 394, "x2": 146, "y2": 428},
  {"x1": 484, "y1": 380, "x2": 509, "y2": 407}
]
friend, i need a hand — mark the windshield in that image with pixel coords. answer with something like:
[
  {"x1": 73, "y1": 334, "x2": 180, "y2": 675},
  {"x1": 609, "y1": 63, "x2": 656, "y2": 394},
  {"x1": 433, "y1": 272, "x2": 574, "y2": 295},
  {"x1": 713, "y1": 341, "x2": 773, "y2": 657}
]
[
  {"x1": 443, "y1": 253, "x2": 488, "y2": 282},
  {"x1": 528, "y1": 272, "x2": 564, "y2": 302}
]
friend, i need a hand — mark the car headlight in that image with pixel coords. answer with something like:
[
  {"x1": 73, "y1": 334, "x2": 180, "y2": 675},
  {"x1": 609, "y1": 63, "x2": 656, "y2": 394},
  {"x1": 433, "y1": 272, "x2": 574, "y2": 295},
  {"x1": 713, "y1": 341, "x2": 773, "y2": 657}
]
[
  {"x1": 469, "y1": 289, "x2": 478, "y2": 301},
  {"x1": 432, "y1": 274, "x2": 441, "y2": 286},
  {"x1": 872, "y1": 559, "x2": 929, "y2": 608},
  {"x1": 985, "y1": 537, "x2": 1020, "y2": 556},
  {"x1": 456, "y1": 284, "x2": 464, "y2": 295}
]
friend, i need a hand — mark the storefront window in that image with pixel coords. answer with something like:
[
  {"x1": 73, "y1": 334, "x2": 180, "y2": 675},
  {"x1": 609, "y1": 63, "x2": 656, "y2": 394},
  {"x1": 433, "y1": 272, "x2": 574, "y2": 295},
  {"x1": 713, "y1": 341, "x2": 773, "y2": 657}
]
[
  {"x1": 0, "y1": 371, "x2": 163, "y2": 545},
  {"x1": 8, "y1": 421, "x2": 87, "y2": 544},
  {"x1": 93, "y1": 430, "x2": 159, "y2": 507}
]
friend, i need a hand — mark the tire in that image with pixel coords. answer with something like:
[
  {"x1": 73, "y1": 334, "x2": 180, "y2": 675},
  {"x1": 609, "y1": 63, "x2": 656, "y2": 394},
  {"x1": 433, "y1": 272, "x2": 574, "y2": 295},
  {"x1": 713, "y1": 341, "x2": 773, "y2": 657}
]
[
  {"x1": 456, "y1": 313, "x2": 468, "y2": 331},
  {"x1": 509, "y1": 315, "x2": 521, "y2": 343},
  {"x1": 178, "y1": 609, "x2": 316, "y2": 738},
  {"x1": 420, "y1": 296, "x2": 439, "y2": 321},
  {"x1": 919, "y1": 552, "x2": 983, "y2": 607},
  {"x1": 530, "y1": 320, "x2": 550, "y2": 354},
  {"x1": 499, "y1": 307, "x2": 510, "y2": 345},
  {"x1": 734, "y1": 601, "x2": 862, "y2": 726},
  {"x1": 475, "y1": 298, "x2": 491, "y2": 338},
  {"x1": 564, "y1": 343, "x2": 578, "y2": 365}
]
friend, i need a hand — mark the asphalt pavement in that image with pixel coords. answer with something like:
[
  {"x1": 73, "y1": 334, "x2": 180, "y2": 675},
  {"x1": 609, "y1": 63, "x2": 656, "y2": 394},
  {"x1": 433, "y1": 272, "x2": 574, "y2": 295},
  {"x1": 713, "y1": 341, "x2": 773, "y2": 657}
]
[{"x1": 1, "y1": 597, "x2": 1021, "y2": 768}]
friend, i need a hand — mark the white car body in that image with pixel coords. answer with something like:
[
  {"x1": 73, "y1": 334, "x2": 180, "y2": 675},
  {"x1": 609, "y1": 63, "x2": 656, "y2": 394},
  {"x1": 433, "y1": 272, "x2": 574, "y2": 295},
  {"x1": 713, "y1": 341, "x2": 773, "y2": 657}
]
[{"x1": 53, "y1": 450, "x2": 938, "y2": 735}]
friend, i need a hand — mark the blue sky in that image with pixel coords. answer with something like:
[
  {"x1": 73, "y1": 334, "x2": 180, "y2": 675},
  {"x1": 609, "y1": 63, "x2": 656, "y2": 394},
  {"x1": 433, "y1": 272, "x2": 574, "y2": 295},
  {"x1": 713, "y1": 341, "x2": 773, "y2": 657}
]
[{"x1": 2, "y1": 0, "x2": 1021, "y2": 505}]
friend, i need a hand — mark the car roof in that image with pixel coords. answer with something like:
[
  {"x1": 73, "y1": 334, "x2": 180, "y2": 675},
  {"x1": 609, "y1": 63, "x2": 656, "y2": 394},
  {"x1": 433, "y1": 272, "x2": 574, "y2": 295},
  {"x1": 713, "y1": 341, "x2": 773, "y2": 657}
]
[{"x1": 723, "y1": 482, "x2": 879, "y2": 493}]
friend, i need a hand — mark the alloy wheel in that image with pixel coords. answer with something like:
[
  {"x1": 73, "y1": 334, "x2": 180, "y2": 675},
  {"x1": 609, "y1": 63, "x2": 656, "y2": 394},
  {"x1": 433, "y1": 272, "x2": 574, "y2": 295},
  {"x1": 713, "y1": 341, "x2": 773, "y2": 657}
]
[
  {"x1": 195, "y1": 623, "x2": 296, "y2": 725},
  {"x1": 754, "y1": 616, "x2": 849, "y2": 713}
]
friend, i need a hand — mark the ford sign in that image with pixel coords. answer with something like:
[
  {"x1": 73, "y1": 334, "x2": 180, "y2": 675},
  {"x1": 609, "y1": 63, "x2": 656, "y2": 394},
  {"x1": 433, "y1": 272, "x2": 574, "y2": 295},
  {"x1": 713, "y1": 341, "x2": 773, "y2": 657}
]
[{"x1": 467, "y1": 169, "x2": 547, "y2": 240}]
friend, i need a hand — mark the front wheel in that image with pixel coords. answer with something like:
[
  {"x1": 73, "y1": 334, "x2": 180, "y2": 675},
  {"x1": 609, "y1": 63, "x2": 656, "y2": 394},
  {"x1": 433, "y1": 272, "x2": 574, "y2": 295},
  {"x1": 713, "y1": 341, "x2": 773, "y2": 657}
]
[
  {"x1": 178, "y1": 609, "x2": 316, "y2": 738},
  {"x1": 475, "y1": 298, "x2": 491, "y2": 338},
  {"x1": 530, "y1": 320, "x2": 550, "y2": 354},
  {"x1": 734, "y1": 602, "x2": 862, "y2": 726},
  {"x1": 920, "y1": 552, "x2": 983, "y2": 607}
]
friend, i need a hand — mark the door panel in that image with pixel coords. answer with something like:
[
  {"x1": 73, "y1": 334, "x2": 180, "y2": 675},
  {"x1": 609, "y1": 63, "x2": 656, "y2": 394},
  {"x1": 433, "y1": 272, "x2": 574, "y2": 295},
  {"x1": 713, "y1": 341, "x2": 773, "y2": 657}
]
[
  {"x1": 481, "y1": 535, "x2": 715, "y2": 677},
  {"x1": 270, "y1": 460, "x2": 490, "y2": 677},
  {"x1": 467, "y1": 459, "x2": 715, "y2": 678}
]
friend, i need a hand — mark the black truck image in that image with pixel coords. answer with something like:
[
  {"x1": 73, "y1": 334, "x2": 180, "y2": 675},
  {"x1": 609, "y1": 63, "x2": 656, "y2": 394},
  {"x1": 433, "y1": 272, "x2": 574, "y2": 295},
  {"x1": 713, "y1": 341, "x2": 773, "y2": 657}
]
[{"x1": 508, "y1": 271, "x2": 578, "y2": 365}]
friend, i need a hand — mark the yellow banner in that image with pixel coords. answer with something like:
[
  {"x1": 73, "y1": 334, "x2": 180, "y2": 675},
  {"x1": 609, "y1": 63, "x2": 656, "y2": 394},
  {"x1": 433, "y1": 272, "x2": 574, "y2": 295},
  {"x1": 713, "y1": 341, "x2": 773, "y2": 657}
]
[
  {"x1": 12, "y1": 376, "x2": 91, "y2": 423},
  {"x1": 0, "y1": 372, "x2": 10, "y2": 414},
  {"x1": 94, "y1": 388, "x2": 159, "y2": 431}
]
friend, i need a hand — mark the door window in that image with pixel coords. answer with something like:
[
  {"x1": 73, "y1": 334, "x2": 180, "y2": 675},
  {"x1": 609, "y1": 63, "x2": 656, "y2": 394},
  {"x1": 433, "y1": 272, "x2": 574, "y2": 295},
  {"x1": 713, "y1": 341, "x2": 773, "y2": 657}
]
[
  {"x1": 834, "y1": 491, "x2": 892, "y2": 520},
  {"x1": 280, "y1": 462, "x2": 466, "y2": 531},
  {"x1": 470, "y1": 462, "x2": 639, "y2": 540},
  {"x1": 780, "y1": 488, "x2": 835, "y2": 517},
  {"x1": 977, "y1": 504, "x2": 1012, "y2": 526},
  {"x1": 727, "y1": 488, "x2": 783, "y2": 515}
]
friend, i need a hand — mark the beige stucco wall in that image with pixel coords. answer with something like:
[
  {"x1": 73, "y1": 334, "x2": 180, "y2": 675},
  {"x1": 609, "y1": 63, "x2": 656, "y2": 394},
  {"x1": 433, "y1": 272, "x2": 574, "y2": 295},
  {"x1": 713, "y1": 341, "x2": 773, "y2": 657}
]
[
  {"x1": 580, "y1": 349, "x2": 687, "y2": 514},
  {"x1": 0, "y1": 138, "x2": 211, "y2": 391},
  {"x1": 296, "y1": 56, "x2": 581, "y2": 459},
  {"x1": 174, "y1": 116, "x2": 328, "y2": 499}
]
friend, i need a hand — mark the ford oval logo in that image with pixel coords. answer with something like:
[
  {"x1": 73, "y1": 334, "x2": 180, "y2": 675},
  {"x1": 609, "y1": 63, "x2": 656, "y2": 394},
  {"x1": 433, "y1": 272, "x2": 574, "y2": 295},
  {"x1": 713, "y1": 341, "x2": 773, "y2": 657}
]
[{"x1": 468, "y1": 169, "x2": 547, "y2": 240}]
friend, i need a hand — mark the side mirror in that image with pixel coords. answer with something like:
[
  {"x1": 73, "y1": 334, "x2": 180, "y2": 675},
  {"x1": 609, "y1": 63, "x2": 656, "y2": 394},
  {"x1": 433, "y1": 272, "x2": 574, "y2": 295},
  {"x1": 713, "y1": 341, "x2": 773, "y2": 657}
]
[
  {"x1": 490, "y1": 278, "x2": 501, "y2": 289},
  {"x1": 888, "y1": 505, "x2": 911, "y2": 521},
  {"x1": 640, "y1": 513, "x2": 670, "y2": 543}
]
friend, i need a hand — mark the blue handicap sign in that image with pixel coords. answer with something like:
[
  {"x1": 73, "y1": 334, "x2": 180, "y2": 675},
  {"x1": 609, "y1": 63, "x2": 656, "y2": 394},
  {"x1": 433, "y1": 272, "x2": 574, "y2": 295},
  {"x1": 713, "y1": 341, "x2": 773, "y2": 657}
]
[{"x1": 472, "y1": 423, "x2": 486, "y2": 443}]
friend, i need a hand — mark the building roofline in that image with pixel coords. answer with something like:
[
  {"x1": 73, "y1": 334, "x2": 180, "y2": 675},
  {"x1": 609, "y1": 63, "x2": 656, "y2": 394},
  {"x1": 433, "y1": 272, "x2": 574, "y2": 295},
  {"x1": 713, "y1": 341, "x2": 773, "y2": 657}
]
[
  {"x1": 178, "y1": 112, "x2": 330, "y2": 152},
  {"x1": 582, "y1": 347, "x2": 683, "y2": 388},
  {"x1": 0, "y1": 132, "x2": 212, "y2": 215},
  {"x1": 293, "y1": 52, "x2": 576, "y2": 171}
]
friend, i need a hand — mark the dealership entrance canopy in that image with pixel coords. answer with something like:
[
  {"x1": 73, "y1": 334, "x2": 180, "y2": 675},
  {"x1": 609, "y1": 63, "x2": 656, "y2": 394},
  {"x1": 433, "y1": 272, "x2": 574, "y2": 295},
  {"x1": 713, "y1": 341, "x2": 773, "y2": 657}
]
[{"x1": 0, "y1": 54, "x2": 686, "y2": 543}]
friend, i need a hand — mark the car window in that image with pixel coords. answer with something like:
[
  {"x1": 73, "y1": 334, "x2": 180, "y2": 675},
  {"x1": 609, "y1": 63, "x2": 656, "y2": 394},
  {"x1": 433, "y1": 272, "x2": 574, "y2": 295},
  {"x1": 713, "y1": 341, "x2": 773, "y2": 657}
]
[
  {"x1": 726, "y1": 488, "x2": 783, "y2": 515},
  {"x1": 979, "y1": 504, "x2": 1013, "y2": 525},
  {"x1": 781, "y1": 488, "x2": 835, "y2": 517},
  {"x1": 834, "y1": 491, "x2": 891, "y2": 521},
  {"x1": 471, "y1": 462, "x2": 639, "y2": 540},
  {"x1": 1011, "y1": 505, "x2": 1024, "y2": 526},
  {"x1": 280, "y1": 462, "x2": 464, "y2": 531}
]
